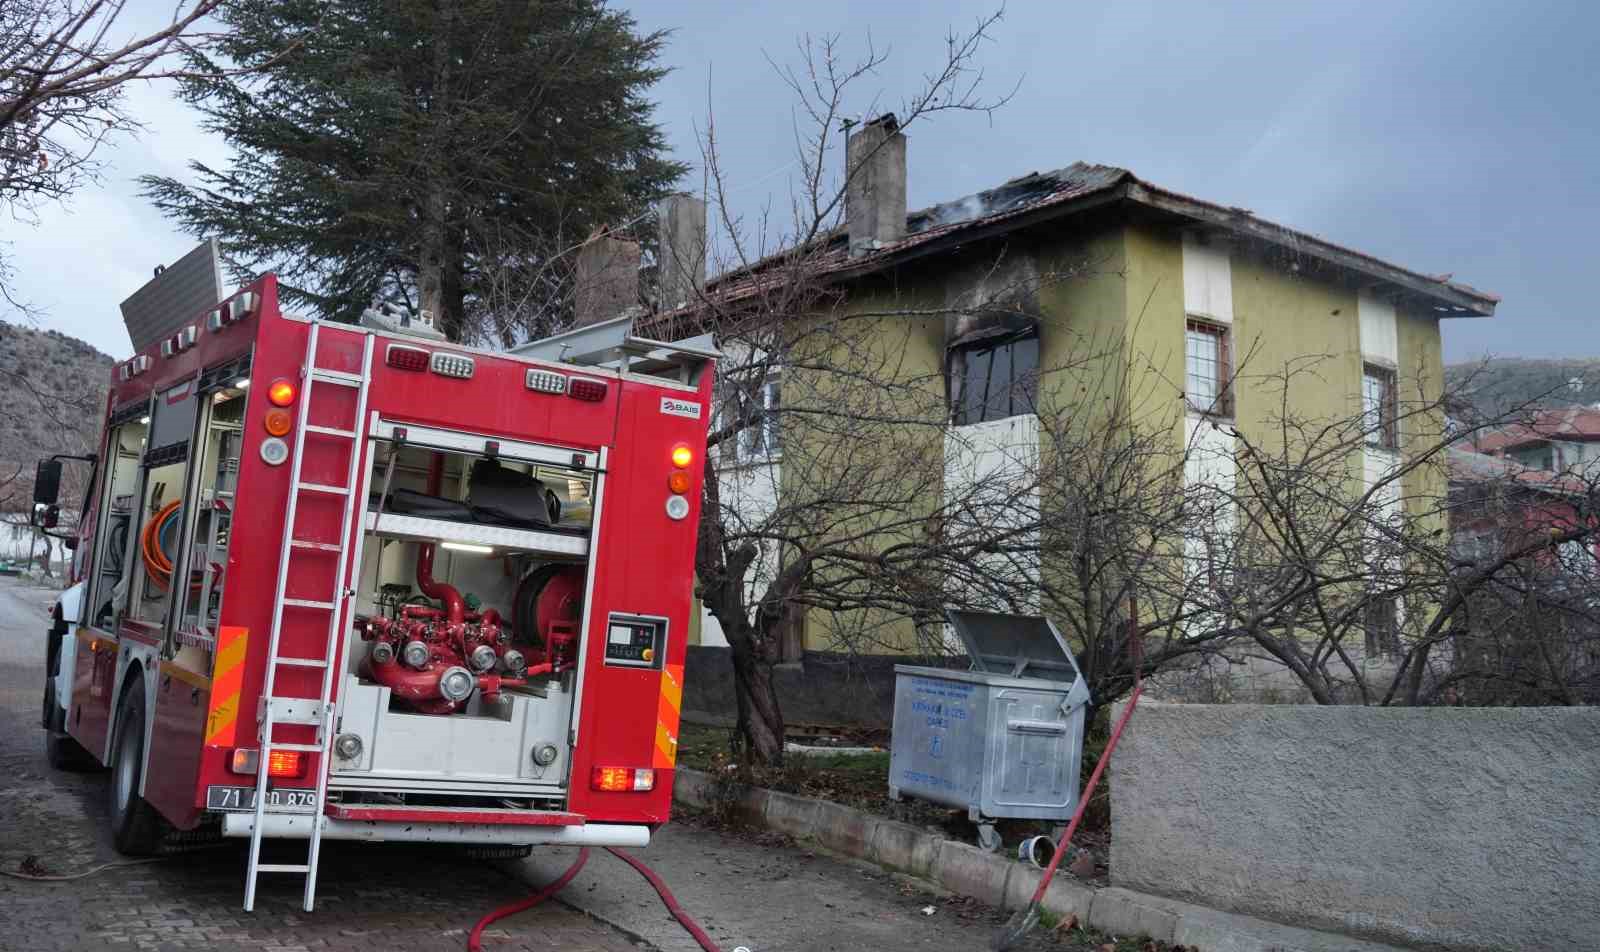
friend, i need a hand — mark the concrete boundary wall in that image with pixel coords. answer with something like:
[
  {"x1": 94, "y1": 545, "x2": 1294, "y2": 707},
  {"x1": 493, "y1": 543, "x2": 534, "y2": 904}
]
[{"x1": 1111, "y1": 702, "x2": 1600, "y2": 952}]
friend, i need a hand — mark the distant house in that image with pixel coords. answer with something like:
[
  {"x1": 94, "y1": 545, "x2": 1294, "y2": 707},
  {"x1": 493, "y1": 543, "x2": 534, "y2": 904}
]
[
  {"x1": 1469, "y1": 406, "x2": 1600, "y2": 476},
  {"x1": 1447, "y1": 447, "x2": 1596, "y2": 576}
]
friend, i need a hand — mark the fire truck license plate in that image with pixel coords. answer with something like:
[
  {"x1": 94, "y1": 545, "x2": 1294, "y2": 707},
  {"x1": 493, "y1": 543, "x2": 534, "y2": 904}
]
[{"x1": 206, "y1": 786, "x2": 317, "y2": 813}]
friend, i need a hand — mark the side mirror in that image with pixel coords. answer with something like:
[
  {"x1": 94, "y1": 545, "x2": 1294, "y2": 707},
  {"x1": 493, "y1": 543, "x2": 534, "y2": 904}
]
[
  {"x1": 33, "y1": 503, "x2": 60, "y2": 529},
  {"x1": 33, "y1": 458, "x2": 62, "y2": 507}
]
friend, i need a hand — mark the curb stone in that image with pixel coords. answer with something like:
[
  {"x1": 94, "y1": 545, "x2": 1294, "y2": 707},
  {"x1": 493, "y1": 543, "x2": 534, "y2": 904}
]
[{"x1": 672, "y1": 767, "x2": 1410, "y2": 952}]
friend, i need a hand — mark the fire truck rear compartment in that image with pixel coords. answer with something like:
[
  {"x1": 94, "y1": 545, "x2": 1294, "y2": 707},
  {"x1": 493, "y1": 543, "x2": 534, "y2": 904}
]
[{"x1": 328, "y1": 438, "x2": 595, "y2": 800}]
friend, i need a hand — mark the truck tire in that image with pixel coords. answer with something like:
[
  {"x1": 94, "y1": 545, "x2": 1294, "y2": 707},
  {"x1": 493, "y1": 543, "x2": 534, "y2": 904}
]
[
  {"x1": 43, "y1": 676, "x2": 97, "y2": 771},
  {"x1": 109, "y1": 683, "x2": 167, "y2": 855}
]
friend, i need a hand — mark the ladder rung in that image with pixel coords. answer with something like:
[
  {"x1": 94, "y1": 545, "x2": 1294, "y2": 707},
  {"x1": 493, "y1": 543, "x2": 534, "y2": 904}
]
[
  {"x1": 275, "y1": 657, "x2": 328, "y2": 669},
  {"x1": 310, "y1": 369, "x2": 364, "y2": 386},
  {"x1": 256, "y1": 864, "x2": 310, "y2": 874},
  {"x1": 267, "y1": 742, "x2": 324, "y2": 753},
  {"x1": 297, "y1": 482, "x2": 351, "y2": 495},
  {"x1": 282, "y1": 598, "x2": 336, "y2": 610},
  {"x1": 289, "y1": 539, "x2": 342, "y2": 552},
  {"x1": 305, "y1": 424, "x2": 358, "y2": 439}
]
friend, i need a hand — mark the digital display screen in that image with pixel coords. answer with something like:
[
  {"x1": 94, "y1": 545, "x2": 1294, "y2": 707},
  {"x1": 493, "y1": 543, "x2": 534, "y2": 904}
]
[{"x1": 603, "y1": 614, "x2": 666, "y2": 668}]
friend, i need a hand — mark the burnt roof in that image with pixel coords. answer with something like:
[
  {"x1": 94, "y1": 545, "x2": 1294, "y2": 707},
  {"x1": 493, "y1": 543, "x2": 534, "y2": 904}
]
[{"x1": 659, "y1": 161, "x2": 1498, "y2": 330}]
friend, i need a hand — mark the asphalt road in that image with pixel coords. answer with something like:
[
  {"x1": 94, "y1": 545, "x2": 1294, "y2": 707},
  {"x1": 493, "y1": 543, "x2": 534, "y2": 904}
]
[{"x1": 0, "y1": 577, "x2": 1055, "y2": 952}]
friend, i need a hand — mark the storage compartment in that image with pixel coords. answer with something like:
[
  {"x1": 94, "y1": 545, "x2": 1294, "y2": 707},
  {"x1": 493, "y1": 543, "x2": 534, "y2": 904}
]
[{"x1": 330, "y1": 426, "x2": 599, "y2": 797}]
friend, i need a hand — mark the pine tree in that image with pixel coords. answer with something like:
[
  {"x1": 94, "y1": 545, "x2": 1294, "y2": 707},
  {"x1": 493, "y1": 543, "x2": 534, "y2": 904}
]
[{"x1": 142, "y1": 0, "x2": 684, "y2": 342}]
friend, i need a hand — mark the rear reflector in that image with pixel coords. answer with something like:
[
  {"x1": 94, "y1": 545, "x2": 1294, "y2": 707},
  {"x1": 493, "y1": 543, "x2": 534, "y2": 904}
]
[
  {"x1": 568, "y1": 377, "x2": 607, "y2": 402},
  {"x1": 387, "y1": 344, "x2": 430, "y2": 371},
  {"x1": 591, "y1": 766, "x2": 655, "y2": 792}
]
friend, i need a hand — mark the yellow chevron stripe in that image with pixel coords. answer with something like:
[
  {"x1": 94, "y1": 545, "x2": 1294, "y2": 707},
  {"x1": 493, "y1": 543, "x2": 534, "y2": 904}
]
[
  {"x1": 205, "y1": 626, "x2": 248, "y2": 745},
  {"x1": 653, "y1": 663, "x2": 685, "y2": 768}
]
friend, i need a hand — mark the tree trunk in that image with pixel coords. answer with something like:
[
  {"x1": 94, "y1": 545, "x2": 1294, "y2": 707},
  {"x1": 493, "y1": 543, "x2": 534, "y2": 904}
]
[
  {"x1": 416, "y1": 6, "x2": 453, "y2": 338},
  {"x1": 725, "y1": 621, "x2": 785, "y2": 765}
]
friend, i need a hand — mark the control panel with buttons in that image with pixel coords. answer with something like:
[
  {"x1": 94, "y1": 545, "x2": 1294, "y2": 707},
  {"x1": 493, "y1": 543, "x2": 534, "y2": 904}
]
[{"x1": 603, "y1": 613, "x2": 668, "y2": 669}]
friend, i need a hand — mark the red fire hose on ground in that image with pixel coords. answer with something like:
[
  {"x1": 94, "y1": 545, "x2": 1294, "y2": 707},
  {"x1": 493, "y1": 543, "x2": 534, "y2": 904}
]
[
  {"x1": 468, "y1": 847, "x2": 725, "y2": 952},
  {"x1": 469, "y1": 605, "x2": 1146, "y2": 952}
]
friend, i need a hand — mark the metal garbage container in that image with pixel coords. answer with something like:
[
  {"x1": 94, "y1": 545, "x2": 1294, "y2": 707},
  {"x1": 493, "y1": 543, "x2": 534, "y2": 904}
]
[{"x1": 888, "y1": 610, "x2": 1090, "y2": 851}]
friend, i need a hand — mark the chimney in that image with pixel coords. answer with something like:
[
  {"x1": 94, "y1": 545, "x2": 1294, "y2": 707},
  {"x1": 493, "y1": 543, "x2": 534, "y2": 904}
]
[
  {"x1": 846, "y1": 113, "x2": 907, "y2": 258},
  {"x1": 656, "y1": 193, "x2": 706, "y2": 309},
  {"x1": 573, "y1": 226, "x2": 641, "y2": 326}
]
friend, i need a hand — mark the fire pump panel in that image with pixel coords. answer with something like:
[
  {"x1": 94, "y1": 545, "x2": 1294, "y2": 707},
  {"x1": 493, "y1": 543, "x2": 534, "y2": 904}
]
[{"x1": 604, "y1": 613, "x2": 667, "y2": 669}]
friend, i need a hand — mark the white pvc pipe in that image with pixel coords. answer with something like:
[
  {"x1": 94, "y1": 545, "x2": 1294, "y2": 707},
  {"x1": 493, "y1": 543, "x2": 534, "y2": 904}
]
[{"x1": 222, "y1": 813, "x2": 651, "y2": 848}]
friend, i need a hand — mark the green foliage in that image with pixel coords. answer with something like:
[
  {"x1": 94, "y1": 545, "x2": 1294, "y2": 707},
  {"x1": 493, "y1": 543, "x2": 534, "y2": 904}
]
[{"x1": 141, "y1": 0, "x2": 685, "y2": 342}]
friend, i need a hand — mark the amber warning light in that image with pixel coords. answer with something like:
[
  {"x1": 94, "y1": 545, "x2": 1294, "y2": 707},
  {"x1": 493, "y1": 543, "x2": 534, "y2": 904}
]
[{"x1": 267, "y1": 378, "x2": 296, "y2": 406}]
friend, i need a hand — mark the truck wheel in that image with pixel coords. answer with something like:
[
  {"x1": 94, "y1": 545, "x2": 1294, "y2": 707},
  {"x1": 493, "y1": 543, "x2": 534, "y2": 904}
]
[
  {"x1": 109, "y1": 683, "x2": 166, "y2": 855},
  {"x1": 43, "y1": 677, "x2": 96, "y2": 771}
]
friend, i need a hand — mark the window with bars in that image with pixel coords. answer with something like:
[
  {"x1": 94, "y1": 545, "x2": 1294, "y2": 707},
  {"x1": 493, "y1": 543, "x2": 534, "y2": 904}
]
[
  {"x1": 1362, "y1": 363, "x2": 1398, "y2": 449},
  {"x1": 1363, "y1": 594, "x2": 1399, "y2": 656},
  {"x1": 1185, "y1": 318, "x2": 1231, "y2": 417},
  {"x1": 947, "y1": 329, "x2": 1039, "y2": 426}
]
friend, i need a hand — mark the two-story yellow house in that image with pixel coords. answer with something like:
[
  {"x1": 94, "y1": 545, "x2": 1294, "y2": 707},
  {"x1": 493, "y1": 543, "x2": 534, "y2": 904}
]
[{"x1": 663, "y1": 114, "x2": 1496, "y2": 666}]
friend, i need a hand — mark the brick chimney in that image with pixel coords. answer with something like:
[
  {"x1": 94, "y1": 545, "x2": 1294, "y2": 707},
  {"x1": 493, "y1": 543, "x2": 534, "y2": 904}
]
[
  {"x1": 573, "y1": 226, "x2": 641, "y2": 326},
  {"x1": 656, "y1": 193, "x2": 706, "y2": 309},
  {"x1": 846, "y1": 113, "x2": 907, "y2": 258}
]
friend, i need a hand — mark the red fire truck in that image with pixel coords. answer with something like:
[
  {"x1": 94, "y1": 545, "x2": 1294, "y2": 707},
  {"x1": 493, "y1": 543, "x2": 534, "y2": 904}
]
[{"x1": 32, "y1": 248, "x2": 715, "y2": 912}]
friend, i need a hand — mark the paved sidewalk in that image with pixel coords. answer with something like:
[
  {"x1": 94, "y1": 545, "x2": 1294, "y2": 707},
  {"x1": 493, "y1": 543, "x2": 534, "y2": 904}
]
[{"x1": 516, "y1": 819, "x2": 1071, "y2": 952}]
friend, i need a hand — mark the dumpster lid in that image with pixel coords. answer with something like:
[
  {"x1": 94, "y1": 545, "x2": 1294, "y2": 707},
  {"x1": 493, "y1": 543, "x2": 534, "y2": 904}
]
[{"x1": 944, "y1": 610, "x2": 1087, "y2": 687}]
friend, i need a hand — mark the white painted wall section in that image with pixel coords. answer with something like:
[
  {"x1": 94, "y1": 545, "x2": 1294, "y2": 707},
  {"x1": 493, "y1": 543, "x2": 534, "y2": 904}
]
[
  {"x1": 696, "y1": 459, "x2": 781, "y2": 648},
  {"x1": 1182, "y1": 234, "x2": 1233, "y2": 324},
  {"x1": 1357, "y1": 291, "x2": 1398, "y2": 365},
  {"x1": 943, "y1": 414, "x2": 1042, "y2": 618}
]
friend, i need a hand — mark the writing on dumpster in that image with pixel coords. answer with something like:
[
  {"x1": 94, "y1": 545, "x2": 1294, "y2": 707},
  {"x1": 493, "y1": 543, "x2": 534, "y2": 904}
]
[{"x1": 909, "y1": 678, "x2": 972, "y2": 730}]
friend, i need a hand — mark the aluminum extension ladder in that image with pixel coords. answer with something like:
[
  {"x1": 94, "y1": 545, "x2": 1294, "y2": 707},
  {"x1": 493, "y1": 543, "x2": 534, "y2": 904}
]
[{"x1": 243, "y1": 323, "x2": 374, "y2": 912}]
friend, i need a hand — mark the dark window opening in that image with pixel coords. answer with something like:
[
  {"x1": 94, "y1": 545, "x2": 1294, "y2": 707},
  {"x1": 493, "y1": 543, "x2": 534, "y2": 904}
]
[
  {"x1": 948, "y1": 329, "x2": 1039, "y2": 426},
  {"x1": 1363, "y1": 594, "x2": 1398, "y2": 656}
]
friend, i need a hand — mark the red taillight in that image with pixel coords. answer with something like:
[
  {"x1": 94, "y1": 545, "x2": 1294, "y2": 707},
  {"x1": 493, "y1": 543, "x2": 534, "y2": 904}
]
[
  {"x1": 229, "y1": 748, "x2": 308, "y2": 778},
  {"x1": 267, "y1": 378, "x2": 296, "y2": 406},
  {"x1": 568, "y1": 377, "x2": 607, "y2": 402},
  {"x1": 591, "y1": 766, "x2": 655, "y2": 792},
  {"x1": 671, "y1": 444, "x2": 693, "y2": 468},
  {"x1": 267, "y1": 750, "x2": 307, "y2": 778},
  {"x1": 387, "y1": 344, "x2": 431, "y2": 371}
]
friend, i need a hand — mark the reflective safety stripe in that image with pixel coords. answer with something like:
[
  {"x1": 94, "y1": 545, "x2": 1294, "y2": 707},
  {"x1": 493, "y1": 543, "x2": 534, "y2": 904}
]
[
  {"x1": 205, "y1": 626, "x2": 248, "y2": 745},
  {"x1": 653, "y1": 663, "x2": 684, "y2": 769}
]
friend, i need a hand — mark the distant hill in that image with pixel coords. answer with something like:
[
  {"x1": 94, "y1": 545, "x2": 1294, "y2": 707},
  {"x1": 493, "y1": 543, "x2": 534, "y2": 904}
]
[
  {"x1": 0, "y1": 321, "x2": 113, "y2": 508},
  {"x1": 1445, "y1": 357, "x2": 1600, "y2": 418}
]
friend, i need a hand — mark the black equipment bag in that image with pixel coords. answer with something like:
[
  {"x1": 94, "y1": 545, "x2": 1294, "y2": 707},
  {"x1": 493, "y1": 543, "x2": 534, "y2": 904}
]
[{"x1": 468, "y1": 459, "x2": 553, "y2": 528}]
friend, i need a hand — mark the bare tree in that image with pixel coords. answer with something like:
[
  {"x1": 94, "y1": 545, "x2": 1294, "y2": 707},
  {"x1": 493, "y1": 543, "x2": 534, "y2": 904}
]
[{"x1": 0, "y1": 0, "x2": 224, "y2": 315}]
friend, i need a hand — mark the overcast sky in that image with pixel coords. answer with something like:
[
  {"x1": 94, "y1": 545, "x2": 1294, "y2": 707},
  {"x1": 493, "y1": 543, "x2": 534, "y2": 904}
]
[{"x1": 5, "y1": 0, "x2": 1595, "y2": 362}]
